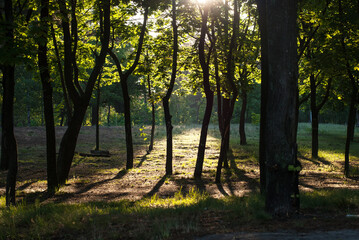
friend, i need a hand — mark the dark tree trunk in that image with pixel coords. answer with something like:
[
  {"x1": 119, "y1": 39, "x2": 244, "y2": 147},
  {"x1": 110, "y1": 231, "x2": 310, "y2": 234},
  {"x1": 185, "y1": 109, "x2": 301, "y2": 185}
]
[
  {"x1": 216, "y1": 0, "x2": 239, "y2": 183},
  {"x1": 344, "y1": 87, "x2": 357, "y2": 177},
  {"x1": 147, "y1": 75, "x2": 155, "y2": 152},
  {"x1": 163, "y1": 99, "x2": 173, "y2": 175},
  {"x1": 95, "y1": 77, "x2": 100, "y2": 151},
  {"x1": 91, "y1": 103, "x2": 98, "y2": 126},
  {"x1": 108, "y1": 5, "x2": 148, "y2": 170},
  {"x1": 194, "y1": 6, "x2": 214, "y2": 178},
  {"x1": 239, "y1": 90, "x2": 247, "y2": 145},
  {"x1": 56, "y1": 0, "x2": 110, "y2": 185},
  {"x1": 162, "y1": 0, "x2": 178, "y2": 175},
  {"x1": 51, "y1": 24, "x2": 72, "y2": 124},
  {"x1": 1, "y1": 0, "x2": 18, "y2": 206},
  {"x1": 260, "y1": 0, "x2": 299, "y2": 216},
  {"x1": 256, "y1": 0, "x2": 268, "y2": 194},
  {"x1": 38, "y1": 0, "x2": 58, "y2": 192},
  {"x1": 120, "y1": 78, "x2": 133, "y2": 169}
]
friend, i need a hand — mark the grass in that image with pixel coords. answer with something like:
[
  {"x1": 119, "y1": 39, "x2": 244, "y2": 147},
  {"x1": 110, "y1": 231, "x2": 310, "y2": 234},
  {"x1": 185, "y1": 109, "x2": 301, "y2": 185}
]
[
  {"x1": 2, "y1": 187, "x2": 359, "y2": 239},
  {"x1": 0, "y1": 188, "x2": 269, "y2": 240},
  {"x1": 1, "y1": 123, "x2": 359, "y2": 239}
]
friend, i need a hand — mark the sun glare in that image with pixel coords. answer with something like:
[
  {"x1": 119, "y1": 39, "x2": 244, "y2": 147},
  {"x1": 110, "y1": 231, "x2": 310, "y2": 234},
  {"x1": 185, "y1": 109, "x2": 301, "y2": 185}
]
[{"x1": 195, "y1": 0, "x2": 210, "y2": 5}]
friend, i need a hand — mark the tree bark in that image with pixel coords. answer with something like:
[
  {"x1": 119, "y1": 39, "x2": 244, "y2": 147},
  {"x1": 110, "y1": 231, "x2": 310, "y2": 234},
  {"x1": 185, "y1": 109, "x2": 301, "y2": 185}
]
[
  {"x1": 260, "y1": 0, "x2": 299, "y2": 216},
  {"x1": 1, "y1": 0, "x2": 18, "y2": 206},
  {"x1": 38, "y1": 0, "x2": 58, "y2": 192},
  {"x1": 194, "y1": 6, "x2": 214, "y2": 178},
  {"x1": 256, "y1": 0, "x2": 268, "y2": 194}
]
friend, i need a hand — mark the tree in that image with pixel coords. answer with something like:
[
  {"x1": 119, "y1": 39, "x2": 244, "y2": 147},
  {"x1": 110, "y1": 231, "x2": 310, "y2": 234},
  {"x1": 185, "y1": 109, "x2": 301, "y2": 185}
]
[
  {"x1": 108, "y1": 1, "x2": 149, "y2": 169},
  {"x1": 56, "y1": 0, "x2": 111, "y2": 185},
  {"x1": 258, "y1": 0, "x2": 299, "y2": 215},
  {"x1": 162, "y1": 0, "x2": 178, "y2": 175},
  {"x1": 0, "y1": 0, "x2": 19, "y2": 206},
  {"x1": 194, "y1": 3, "x2": 215, "y2": 178},
  {"x1": 37, "y1": 0, "x2": 58, "y2": 192}
]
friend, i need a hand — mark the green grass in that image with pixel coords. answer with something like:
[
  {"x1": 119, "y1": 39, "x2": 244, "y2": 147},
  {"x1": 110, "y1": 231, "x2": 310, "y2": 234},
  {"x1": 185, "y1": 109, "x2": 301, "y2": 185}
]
[
  {"x1": 0, "y1": 189, "x2": 268, "y2": 240},
  {"x1": 2, "y1": 187, "x2": 359, "y2": 240}
]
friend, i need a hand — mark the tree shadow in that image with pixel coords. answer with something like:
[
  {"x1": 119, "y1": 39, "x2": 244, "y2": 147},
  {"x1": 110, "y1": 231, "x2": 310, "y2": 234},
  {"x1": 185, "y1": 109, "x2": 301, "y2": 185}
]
[
  {"x1": 216, "y1": 182, "x2": 229, "y2": 196},
  {"x1": 136, "y1": 152, "x2": 149, "y2": 168},
  {"x1": 143, "y1": 175, "x2": 167, "y2": 198},
  {"x1": 298, "y1": 153, "x2": 334, "y2": 166},
  {"x1": 228, "y1": 152, "x2": 260, "y2": 192}
]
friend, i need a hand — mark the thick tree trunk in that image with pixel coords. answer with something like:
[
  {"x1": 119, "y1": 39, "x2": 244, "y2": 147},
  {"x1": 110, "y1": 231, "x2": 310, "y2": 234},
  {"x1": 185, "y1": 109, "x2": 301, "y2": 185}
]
[
  {"x1": 57, "y1": 105, "x2": 87, "y2": 184},
  {"x1": 1, "y1": 0, "x2": 18, "y2": 206},
  {"x1": 2, "y1": 66, "x2": 18, "y2": 206},
  {"x1": 256, "y1": 0, "x2": 268, "y2": 194},
  {"x1": 38, "y1": 0, "x2": 58, "y2": 192},
  {"x1": 239, "y1": 90, "x2": 247, "y2": 145},
  {"x1": 261, "y1": 0, "x2": 299, "y2": 216}
]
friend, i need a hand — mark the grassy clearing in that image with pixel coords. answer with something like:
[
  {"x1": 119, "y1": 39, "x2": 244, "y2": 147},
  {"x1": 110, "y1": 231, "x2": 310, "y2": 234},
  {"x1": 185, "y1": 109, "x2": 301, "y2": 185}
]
[{"x1": 1, "y1": 123, "x2": 359, "y2": 239}]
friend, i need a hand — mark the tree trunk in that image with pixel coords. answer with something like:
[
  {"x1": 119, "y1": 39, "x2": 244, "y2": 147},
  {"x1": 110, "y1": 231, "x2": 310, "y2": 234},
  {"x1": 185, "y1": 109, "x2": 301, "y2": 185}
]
[
  {"x1": 310, "y1": 74, "x2": 319, "y2": 159},
  {"x1": 344, "y1": 89, "x2": 357, "y2": 177},
  {"x1": 256, "y1": 0, "x2": 268, "y2": 194},
  {"x1": 163, "y1": 99, "x2": 173, "y2": 175},
  {"x1": 147, "y1": 75, "x2": 155, "y2": 152},
  {"x1": 261, "y1": 0, "x2": 299, "y2": 216},
  {"x1": 56, "y1": 0, "x2": 110, "y2": 185},
  {"x1": 239, "y1": 90, "x2": 247, "y2": 145},
  {"x1": 194, "y1": 6, "x2": 214, "y2": 178},
  {"x1": 108, "y1": 5, "x2": 148, "y2": 170},
  {"x1": 38, "y1": 0, "x2": 58, "y2": 192},
  {"x1": 1, "y1": 0, "x2": 18, "y2": 206},
  {"x1": 120, "y1": 77, "x2": 134, "y2": 169},
  {"x1": 95, "y1": 77, "x2": 100, "y2": 151}
]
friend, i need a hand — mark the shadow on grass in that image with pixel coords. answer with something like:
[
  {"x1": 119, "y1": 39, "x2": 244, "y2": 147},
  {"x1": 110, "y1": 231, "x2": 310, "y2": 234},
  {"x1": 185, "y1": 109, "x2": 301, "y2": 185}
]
[{"x1": 144, "y1": 175, "x2": 167, "y2": 198}]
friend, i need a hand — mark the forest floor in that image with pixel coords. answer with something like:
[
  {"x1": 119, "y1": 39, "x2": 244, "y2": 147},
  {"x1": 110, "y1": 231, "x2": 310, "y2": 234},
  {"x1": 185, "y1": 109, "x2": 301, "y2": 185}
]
[{"x1": 1, "y1": 124, "x2": 359, "y2": 239}]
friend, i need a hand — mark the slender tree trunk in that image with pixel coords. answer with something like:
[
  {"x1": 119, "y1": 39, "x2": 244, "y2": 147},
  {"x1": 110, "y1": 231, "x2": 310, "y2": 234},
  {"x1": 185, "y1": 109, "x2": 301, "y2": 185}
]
[
  {"x1": 310, "y1": 74, "x2": 319, "y2": 159},
  {"x1": 147, "y1": 75, "x2": 155, "y2": 152},
  {"x1": 120, "y1": 77, "x2": 134, "y2": 169},
  {"x1": 239, "y1": 90, "x2": 247, "y2": 145},
  {"x1": 194, "y1": 6, "x2": 214, "y2": 178},
  {"x1": 162, "y1": 0, "x2": 178, "y2": 175},
  {"x1": 344, "y1": 89, "x2": 357, "y2": 177},
  {"x1": 38, "y1": 0, "x2": 58, "y2": 192},
  {"x1": 108, "y1": 5, "x2": 148, "y2": 170},
  {"x1": 95, "y1": 76, "x2": 100, "y2": 151},
  {"x1": 261, "y1": 0, "x2": 299, "y2": 216}
]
